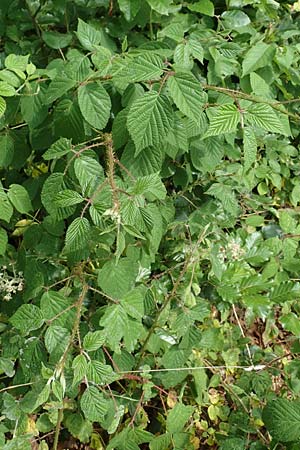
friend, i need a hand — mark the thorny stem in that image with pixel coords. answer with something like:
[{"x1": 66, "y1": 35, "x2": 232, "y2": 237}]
[
  {"x1": 136, "y1": 225, "x2": 210, "y2": 367},
  {"x1": 203, "y1": 84, "x2": 300, "y2": 121},
  {"x1": 56, "y1": 282, "x2": 88, "y2": 375}
]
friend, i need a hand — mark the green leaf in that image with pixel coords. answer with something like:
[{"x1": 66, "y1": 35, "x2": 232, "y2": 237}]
[
  {"x1": 98, "y1": 257, "x2": 139, "y2": 298},
  {"x1": 262, "y1": 399, "x2": 300, "y2": 442},
  {"x1": 249, "y1": 72, "x2": 272, "y2": 98},
  {"x1": 8, "y1": 184, "x2": 32, "y2": 214},
  {"x1": 76, "y1": 19, "x2": 102, "y2": 51},
  {"x1": 83, "y1": 331, "x2": 106, "y2": 352},
  {"x1": 120, "y1": 142, "x2": 164, "y2": 177},
  {"x1": 131, "y1": 173, "x2": 166, "y2": 199},
  {"x1": 0, "y1": 97, "x2": 6, "y2": 118},
  {"x1": 42, "y1": 31, "x2": 73, "y2": 49},
  {"x1": 167, "y1": 72, "x2": 206, "y2": 121},
  {"x1": 72, "y1": 354, "x2": 88, "y2": 385},
  {"x1": 21, "y1": 83, "x2": 48, "y2": 128},
  {"x1": 118, "y1": 0, "x2": 141, "y2": 21},
  {"x1": 99, "y1": 304, "x2": 128, "y2": 351},
  {"x1": 221, "y1": 10, "x2": 250, "y2": 29},
  {"x1": 245, "y1": 104, "x2": 286, "y2": 134},
  {"x1": 65, "y1": 413, "x2": 93, "y2": 443},
  {"x1": 127, "y1": 92, "x2": 173, "y2": 154},
  {"x1": 54, "y1": 190, "x2": 84, "y2": 207},
  {"x1": 43, "y1": 137, "x2": 72, "y2": 160},
  {"x1": 0, "y1": 81, "x2": 15, "y2": 97},
  {"x1": 74, "y1": 155, "x2": 104, "y2": 196},
  {"x1": 0, "y1": 357, "x2": 15, "y2": 377},
  {"x1": 204, "y1": 105, "x2": 240, "y2": 137},
  {"x1": 5, "y1": 54, "x2": 29, "y2": 73},
  {"x1": 78, "y1": 82, "x2": 111, "y2": 130},
  {"x1": 116, "y1": 54, "x2": 163, "y2": 83},
  {"x1": 44, "y1": 325, "x2": 70, "y2": 354},
  {"x1": 242, "y1": 42, "x2": 275, "y2": 77},
  {"x1": 146, "y1": 0, "x2": 173, "y2": 14},
  {"x1": 0, "y1": 189, "x2": 13, "y2": 222},
  {"x1": 80, "y1": 386, "x2": 108, "y2": 422},
  {"x1": 190, "y1": 137, "x2": 223, "y2": 173},
  {"x1": 166, "y1": 403, "x2": 194, "y2": 433},
  {"x1": 243, "y1": 127, "x2": 257, "y2": 171},
  {"x1": 280, "y1": 313, "x2": 300, "y2": 337},
  {"x1": 188, "y1": 0, "x2": 214, "y2": 16},
  {"x1": 0, "y1": 228, "x2": 7, "y2": 255},
  {"x1": 64, "y1": 217, "x2": 91, "y2": 252},
  {"x1": 10, "y1": 305, "x2": 44, "y2": 334},
  {"x1": 45, "y1": 78, "x2": 77, "y2": 104},
  {"x1": 40, "y1": 291, "x2": 75, "y2": 328},
  {"x1": 0, "y1": 134, "x2": 14, "y2": 167},
  {"x1": 86, "y1": 360, "x2": 114, "y2": 384}
]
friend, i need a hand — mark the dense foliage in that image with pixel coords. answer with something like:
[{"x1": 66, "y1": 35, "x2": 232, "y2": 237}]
[{"x1": 1, "y1": 0, "x2": 300, "y2": 448}]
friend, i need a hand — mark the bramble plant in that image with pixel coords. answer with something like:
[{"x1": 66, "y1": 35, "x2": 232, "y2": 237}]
[{"x1": 1, "y1": 0, "x2": 300, "y2": 449}]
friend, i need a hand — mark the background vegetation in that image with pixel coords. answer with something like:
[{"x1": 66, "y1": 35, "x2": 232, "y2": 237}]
[{"x1": 1, "y1": 0, "x2": 300, "y2": 448}]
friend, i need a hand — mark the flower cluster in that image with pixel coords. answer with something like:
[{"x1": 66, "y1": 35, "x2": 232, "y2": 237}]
[
  {"x1": 218, "y1": 240, "x2": 245, "y2": 262},
  {"x1": 0, "y1": 266, "x2": 24, "y2": 301}
]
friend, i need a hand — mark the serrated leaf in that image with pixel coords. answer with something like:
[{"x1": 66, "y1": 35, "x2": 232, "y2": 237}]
[
  {"x1": 0, "y1": 81, "x2": 15, "y2": 97},
  {"x1": 45, "y1": 78, "x2": 77, "y2": 104},
  {"x1": 43, "y1": 137, "x2": 72, "y2": 160},
  {"x1": 116, "y1": 53, "x2": 163, "y2": 83},
  {"x1": 99, "y1": 304, "x2": 128, "y2": 351},
  {"x1": 263, "y1": 399, "x2": 300, "y2": 442},
  {"x1": 146, "y1": 0, "x2": 173, "y2": 14},
  {"x1": 167, "y1": 72, "x2": 205, "y2": 121},
  {"x1": 127, "y1": 92, "x2": 173, "y2": 154},
  {"x1": 120, "y1": 142, "x2": 164, "y2": 177},
  {"x1": 0, "y1": 97, "x2": 6, "y2": 118},
  {"x1": 41, "y1": 173, "x2": 76, "y2": 220},
  {"x1": 121, "y1": 287, "x2": 145, "y2": 319},
  {"x1": 0, "y1": 227, "x2": 8, "y2": 255},
  {"x1": 188, "y1": 0, "x2": 214, "y2": 16},
  {"x1": 72, "y1": 354, "x2": 88, "y2": 385},
  {"x1": 78, "y1": 82, "x2": 111, "y2": 130},
  {"x1": 42, "y1": 30, "x2": 73, "y2": 49},
  {"x1": 243, "y1": 127, "x2": 257, "y2": 171},
  {"x1": 86, "y1": 360, "x2": 114, "y2": 384},
  {"x1": 74, "y1": 155, "x2": 104, "y2": 196},
  {"x1": 80, "y1": 386, "x2": 108, "y2": 422},
  {"x1": 242, "y1": 42, "x2": 275, "y2": 76},
  {"x1": 65, "y1": 217, "x2": 91, "y2": 252},
  {"x1": 98, "y1": 257, "x2": 139, "y2": 298},
  {"x1": 131, "y1": 173, "x2": 166, "y2": 199},
  {"x1": 40, "y1": 291, "x2": 75, "y2": 328},
  {"x1": 8, "y1": 184, "x2": 32, "y2": 214},
  {"x1": 118, "y1": 0, "x2": 141, "y2": 21},
  {"x1": 204, "y1": 104, "x2": 240, "y2": 137},
  {"x1": 245, "y1": 104, "x2": 286, "y2": 134},
  {"x1": 21, "y1": 83, "x2": 48, "y2": 128},
  {"x1": 76, "y1": 19, "x2": 102, "y2": 51},
  {"x1": 0, "y1": 189, "x2": 13, "y2": 222},
  {"x1": 0, "y1": 134, "x2": 14, "y2": 168},
  {"x1": 190, "y1": 137, "x2": 223, "y2": 173},
  {"x1": 166, "y1": 403, "x2": 194, "y2": 433},
  {"x1": 65, "y1": 413, "x2": 93, "y2": 443},
  {"x1": 0, "y1": 357, "x2": 15, "y2": 377},
  {"x1": 10, "y1": 305, "x2": 44, "y2": 334},
  {"x1": 44, "y1": 325, "x2": 70, "y2": 354},
  {"x1": 83, "y1": 331, "x2": 106, "y2": 352},
  {"x1": 54, "y1": 190, "x2": 84, "y2": 207},
  {"x1": 5, "y1": 54, "x2": 29, "y2": 72}
]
